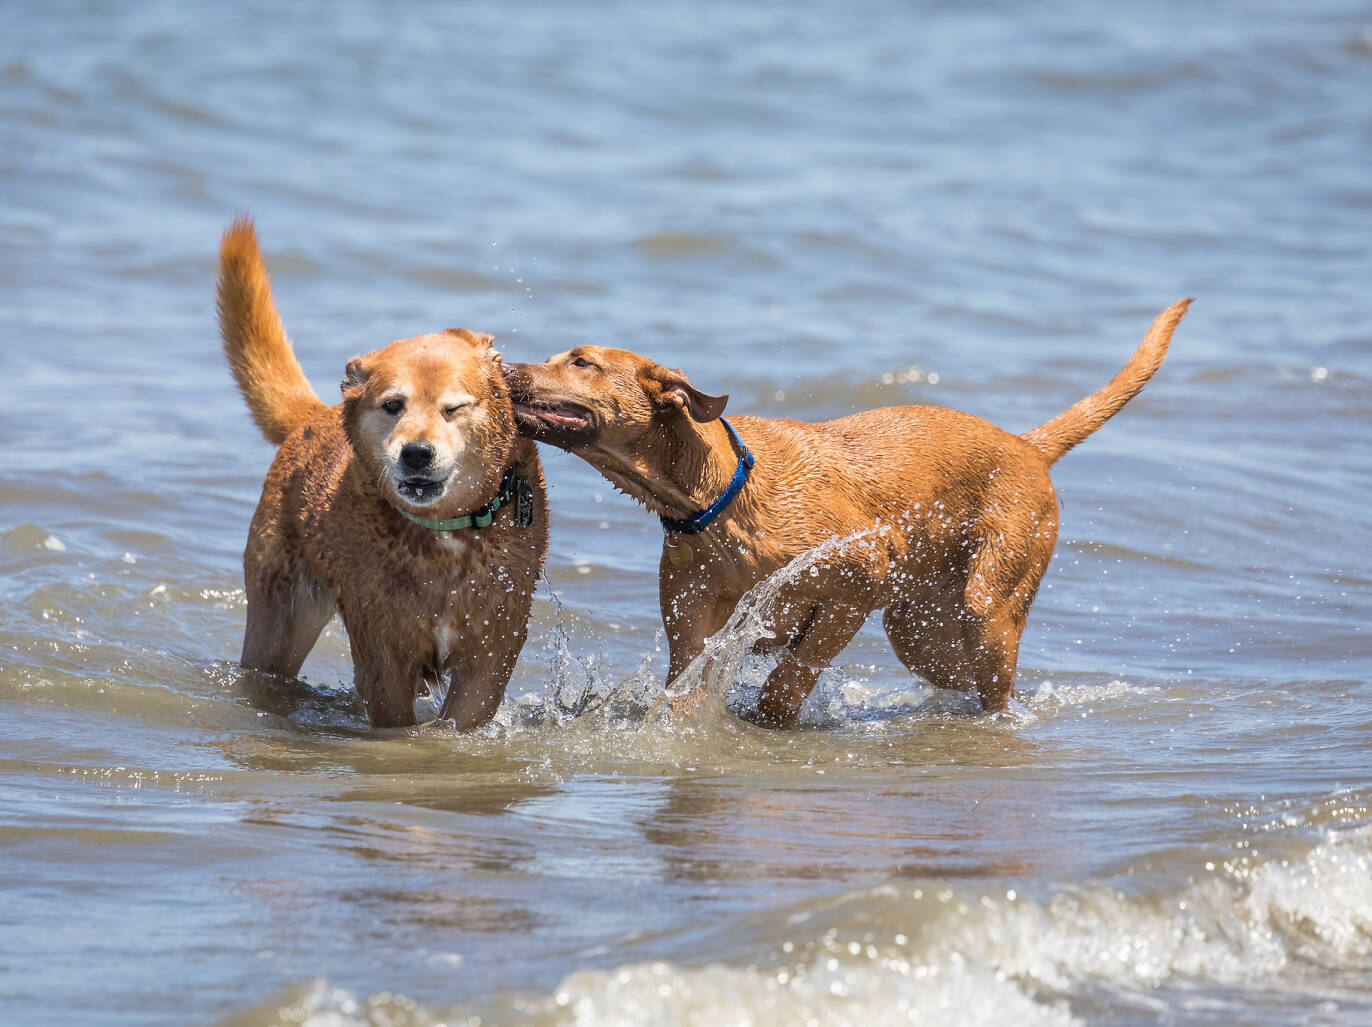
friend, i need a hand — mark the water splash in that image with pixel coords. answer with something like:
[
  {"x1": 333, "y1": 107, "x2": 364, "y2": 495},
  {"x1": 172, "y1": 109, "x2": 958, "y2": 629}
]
[
  {"x1": 650, "y1": 526, "x2": 894, "y2": 727},
  {"x1": 455, "y1": 528, "x2": 906, "y2": 739},
  {"x1": 538, "y1": 572, "x2": 605, "y2": 721},
  {"x1": 486, "y1": 524, "x2": 1047, "y2": 736},
  {"x1": 489, "y1": 575, "x2": 667, "y2": 734},
  {"x1": 439, "y1": 529, "x2": 1151, "y2": 741}
]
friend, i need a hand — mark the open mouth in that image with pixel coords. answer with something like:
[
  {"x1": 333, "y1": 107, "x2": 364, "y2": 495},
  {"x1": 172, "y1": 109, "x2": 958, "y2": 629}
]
[
  {"x1": 396, "y1": 477, "x2": 447, "y2": 503},
  {"x1": 513, "y1": 402, "x2": 593, "y2": 436}
]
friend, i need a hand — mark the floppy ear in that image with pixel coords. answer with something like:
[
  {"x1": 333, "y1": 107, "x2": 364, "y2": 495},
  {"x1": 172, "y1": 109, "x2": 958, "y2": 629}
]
[
  {"x1": 447, "y1": 328, "x2": 500, "y2": 363},
  {"x1": 341, "y1": 355, "x2": 371, "y2": 398},
  {"x1": 649, "y1": 365, "x2": 728, "y2": 422}
]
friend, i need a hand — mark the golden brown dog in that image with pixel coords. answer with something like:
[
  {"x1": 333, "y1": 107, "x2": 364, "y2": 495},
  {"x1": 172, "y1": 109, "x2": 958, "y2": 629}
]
[
  {"x1": 506, "y1": 300, "x2": 1190, "y2": 727},
  {"x1": 216, "y1": 218, "x2": 548, "y2": 728}
]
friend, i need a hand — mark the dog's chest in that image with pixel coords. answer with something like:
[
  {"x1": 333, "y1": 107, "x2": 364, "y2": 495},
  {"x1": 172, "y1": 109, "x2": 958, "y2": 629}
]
[
  {"x1": 433, "y1": 621, "x2": 457, "y2": 665},
  {"x1": 427, "y1": 588, "x2": 507, "y2": 670},
  {"x1": 420, "y1": 538, "x2": 512, "y2": 665},
  {"x1": 436, "y1": 532, "x2": 468, "y2": 558}
]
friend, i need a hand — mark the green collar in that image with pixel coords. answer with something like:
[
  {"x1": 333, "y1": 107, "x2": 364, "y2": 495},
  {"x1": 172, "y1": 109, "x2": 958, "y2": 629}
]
[{"x1": 397, "y1": 467, "x2": 533, "y2": 532}]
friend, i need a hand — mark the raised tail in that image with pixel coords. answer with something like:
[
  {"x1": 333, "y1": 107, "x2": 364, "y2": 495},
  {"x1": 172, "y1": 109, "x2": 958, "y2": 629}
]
[
  {"x1": 1020, "y1": 298, "x2": 1191, "y2": 464},
  {"x1": 216, "y1": 217, "x2": 326, "y2": 446}
]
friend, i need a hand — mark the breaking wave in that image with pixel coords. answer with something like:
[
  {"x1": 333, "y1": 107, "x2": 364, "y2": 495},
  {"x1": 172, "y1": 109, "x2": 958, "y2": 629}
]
[{"x1": 228, "y1": 796, "x2": 1372, "y2": 1025}]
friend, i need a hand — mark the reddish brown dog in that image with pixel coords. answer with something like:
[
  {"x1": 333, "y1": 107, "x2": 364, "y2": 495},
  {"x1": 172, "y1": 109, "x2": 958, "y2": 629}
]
[
  {"x1": 217, "y1": 218, "x2": 548, "y2": 728},
  {"x1": 506, "y1": 300, "x2": 1189, "y2": 727}
]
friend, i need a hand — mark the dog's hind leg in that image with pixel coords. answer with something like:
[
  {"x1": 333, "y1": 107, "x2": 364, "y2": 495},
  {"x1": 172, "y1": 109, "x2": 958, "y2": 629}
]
[
  {"x1": 884, "y1": 524, "x2": 1047, "y2": 712},
  {"x1": 961, "y1": 520, "x2": 1052, "y2": 711},
  {"x1": 882, "y1": 600, "x2": 966, "y2": 691},
  {"x1": 241, "y1": 565, "x2": 334, "y2": 678},
  {"x1": 753, "y1": 601, "x2": 868, "y2": 728},
  {"x1": 958, "y1": 613, "x2": 1023, "y2": 713},
  {"x1": 882, "y1": 601, "x2": 1023, "y2": 712}
]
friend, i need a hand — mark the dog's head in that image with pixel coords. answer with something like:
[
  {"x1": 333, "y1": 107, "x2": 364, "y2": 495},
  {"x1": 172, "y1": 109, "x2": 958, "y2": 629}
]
[
  {"x1": 341, "y1": 329, "x2": 515, "y2": 516},
  {"x1": 504, "y1": 346, "x2": 727, "y2": 455}
]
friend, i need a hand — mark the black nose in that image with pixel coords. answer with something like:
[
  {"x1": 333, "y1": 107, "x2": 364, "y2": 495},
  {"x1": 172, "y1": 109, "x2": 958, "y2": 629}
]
[{"x1": 400, "y1": 440, "x2": 435, "y2": 471}]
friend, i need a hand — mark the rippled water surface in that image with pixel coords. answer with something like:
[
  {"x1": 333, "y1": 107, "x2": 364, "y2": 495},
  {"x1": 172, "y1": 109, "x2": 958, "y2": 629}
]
[{"x1": 4, "y1": 1, "x2": 1371, "y2": 1024}]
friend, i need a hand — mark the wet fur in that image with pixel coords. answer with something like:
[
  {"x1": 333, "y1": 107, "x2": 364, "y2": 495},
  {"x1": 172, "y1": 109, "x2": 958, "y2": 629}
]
[
  {"x1": 506, "y1": 300, "x2": 1190, "y2": 727},
  {"x1": 217, "y1": 218, "x2": 548, "y2": 728}
]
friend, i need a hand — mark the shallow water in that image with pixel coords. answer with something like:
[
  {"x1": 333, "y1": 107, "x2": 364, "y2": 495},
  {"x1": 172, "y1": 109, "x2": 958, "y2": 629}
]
[{"x1": 3, "y1": 1, "x2": 1371, "y2": 1024}]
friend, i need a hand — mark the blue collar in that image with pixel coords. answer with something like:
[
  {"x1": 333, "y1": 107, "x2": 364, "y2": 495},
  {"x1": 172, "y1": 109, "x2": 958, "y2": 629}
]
[{"x1": 660, "y1": 418, "x2": 755, "y2": 535}]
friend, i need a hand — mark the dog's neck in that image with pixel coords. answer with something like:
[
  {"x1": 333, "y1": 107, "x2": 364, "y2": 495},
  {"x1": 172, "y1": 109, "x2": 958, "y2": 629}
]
[{"x1": 585, "y1": 417, "x2": 744, "y2": 523}]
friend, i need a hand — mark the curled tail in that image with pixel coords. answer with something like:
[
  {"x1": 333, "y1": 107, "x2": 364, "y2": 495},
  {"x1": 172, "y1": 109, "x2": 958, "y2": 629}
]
[
  {"x1": 1020, "y1": 298, "x2": 1191, "y2": 464},
  {"x1": 216, "y1": 217, "x2": 325, "y2": 445}
]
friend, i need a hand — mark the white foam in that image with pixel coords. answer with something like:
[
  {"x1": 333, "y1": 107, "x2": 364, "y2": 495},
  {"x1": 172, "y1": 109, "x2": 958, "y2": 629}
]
[
  {"x1": 521, "y1": 954, "x2": 1076, "y2": 1027},
  {"x1": 257, "y1": 823, "x2": 1372, "y2": 1027},
  {"x1": 1027, "y1": 678, "x2": 1162, "y2": 709}
]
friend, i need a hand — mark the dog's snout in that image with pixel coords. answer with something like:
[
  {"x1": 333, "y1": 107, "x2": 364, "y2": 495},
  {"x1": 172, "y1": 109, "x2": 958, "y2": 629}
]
[
  {"x1": 503, "y1": 363, "x2": 537, "y2": 401},
  {"x1": 400, "y1": 440, "x2": 436, "y2": 471}
]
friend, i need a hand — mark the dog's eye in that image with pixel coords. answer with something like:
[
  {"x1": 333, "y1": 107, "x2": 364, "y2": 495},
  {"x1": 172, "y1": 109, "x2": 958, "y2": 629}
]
[
  {"x1": 442, "y1": 398, "x2": 477, "y2": 420},
  {"x1": 381, "y1": 398, "x2": 404, "y2": 416},
  {"x1": 571, "y1": 357, "x2": 598, "y2": 370}
]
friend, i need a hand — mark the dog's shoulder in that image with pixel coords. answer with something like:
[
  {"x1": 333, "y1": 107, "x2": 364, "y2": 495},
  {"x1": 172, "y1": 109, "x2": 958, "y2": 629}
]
[{"x1": 256, "y1": 404, "x2": 354, "y2": 524}]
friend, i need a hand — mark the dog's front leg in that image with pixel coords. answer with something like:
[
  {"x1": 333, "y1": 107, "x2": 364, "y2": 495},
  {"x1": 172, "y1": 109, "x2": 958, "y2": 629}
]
[
  {"x1": 660, "y1": 567, "x2": 737, "y2": 677},
  {"x1": 661, "y1": 578, "x2": 737, "y2": 719},
  {"x1": 240, "y1": 522, "x2": 336, "y2": 678},
  {"x1": 438, "y1": 647, "x2": 515, "y2": 731},
  {"x1": 437, "y1": 587, "x2": 536, "y2": 730},
  {"x1": 348, "y1": 636, "x2": 422, "y2": 728},
  {"x1": 438, "y1": 673, "x2": 505, "y2": 730},
  {"x1": 753, "y1": 601, "x2": 868, "y2": 728}
]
